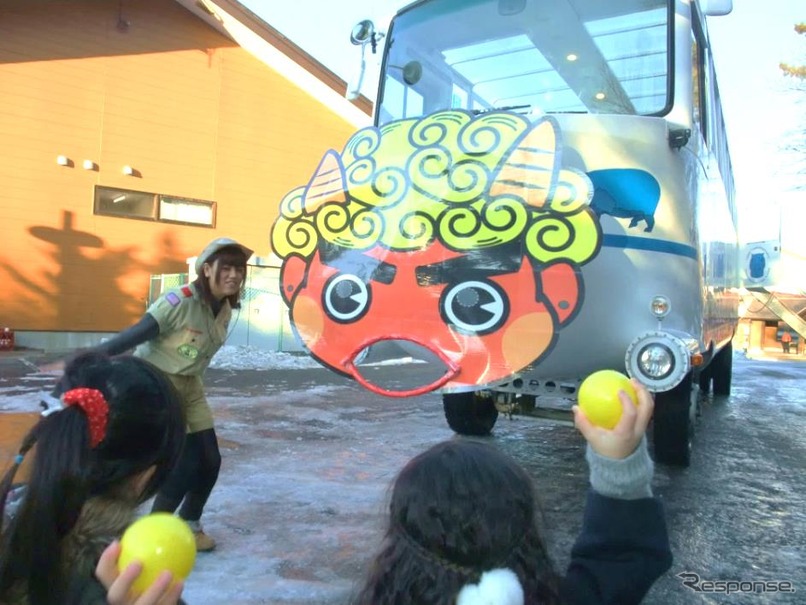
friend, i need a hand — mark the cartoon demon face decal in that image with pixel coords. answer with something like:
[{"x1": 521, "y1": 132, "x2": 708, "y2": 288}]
[{"x1": 271, "y1": 110, "x2": 602, "y2": 396}]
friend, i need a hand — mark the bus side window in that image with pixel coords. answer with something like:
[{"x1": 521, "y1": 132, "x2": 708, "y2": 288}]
[
  {"x1": 691, "y1": 19, "x2": 709, "y2": 145},
  {"x1": 451, "y1": 85, "x2": 468, "y2": 109},
  {"x1": 704, "y1": 53, "x2": 717, "y2": 148},
  {"x1": 692, "y1": 35, "x2": 701, "y2": 125}
]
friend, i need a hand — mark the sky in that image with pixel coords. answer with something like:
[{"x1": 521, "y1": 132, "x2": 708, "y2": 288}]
[
  {"x1": 707, "y1": 1, "x2": 804, "y2": 242},
  {"x1": 241, "y1": 0, "x2": 804, "y2": 245}
]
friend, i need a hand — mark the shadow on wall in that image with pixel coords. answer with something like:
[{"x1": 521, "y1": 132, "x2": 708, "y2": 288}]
[{"x1": 0, "y1": 210, "x2": 189, "y2": 331}]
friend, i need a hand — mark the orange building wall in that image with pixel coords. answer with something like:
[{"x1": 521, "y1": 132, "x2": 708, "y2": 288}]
[{"x1": 0, "y1": 0, "x2": 360, "y2": 332}]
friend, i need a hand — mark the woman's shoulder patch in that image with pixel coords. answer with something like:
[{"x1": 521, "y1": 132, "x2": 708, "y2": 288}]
[{"x1": 164, "y1": 286, "x2": 193, "y2": 308}]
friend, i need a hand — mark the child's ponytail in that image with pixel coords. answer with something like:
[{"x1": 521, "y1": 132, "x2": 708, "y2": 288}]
[{"x1": 0, "y1": 392, "x2": 107, "y2": 604}]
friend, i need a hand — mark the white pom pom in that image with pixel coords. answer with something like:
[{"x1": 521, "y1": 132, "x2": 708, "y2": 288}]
[{"x1": 456, "y1": 568, "x2": 524, "y2": 605}]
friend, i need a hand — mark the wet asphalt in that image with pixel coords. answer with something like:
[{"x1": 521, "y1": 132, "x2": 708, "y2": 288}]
[{"x1": 0, "y1": 351, "x2": 803, "y2": 604}]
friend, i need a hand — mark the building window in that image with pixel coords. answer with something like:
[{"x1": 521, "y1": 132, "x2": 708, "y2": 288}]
[
  {"x1": 94, "y1": 186, "x2": 216, "y2": 227},
  {"x1": 94, "y1": 187, "x2": 157, "y2": 220},
  {"x1": 159, "y1": 196, "x2": 216, "y2": 227}
]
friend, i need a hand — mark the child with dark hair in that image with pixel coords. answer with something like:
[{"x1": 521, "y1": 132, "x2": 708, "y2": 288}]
[
  {"x1": 44, "y1": 237, "x2": 253, "y2": 552},
  {"x1": 0, "y1": 352, "x2": 186, "y2": 605},
  {"x1": 354, "y1": 379, "x2": 672, "y2": 605}
]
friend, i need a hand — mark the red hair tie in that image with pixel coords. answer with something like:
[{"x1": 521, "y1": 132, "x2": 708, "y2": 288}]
[{"x1": 62, "y1": 387, "x2": 109, "y2": 448}]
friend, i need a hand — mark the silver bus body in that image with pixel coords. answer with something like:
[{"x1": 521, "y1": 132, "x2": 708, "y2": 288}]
[{"x1": 362, "y1": 0, "x2": 739, "y2": 464}]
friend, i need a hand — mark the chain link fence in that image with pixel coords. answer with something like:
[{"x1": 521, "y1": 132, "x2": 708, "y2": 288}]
[
  {"x1": 147, "y1": 266, "x2": 301, "y2": 352},
  {"x1": 148, "y1": 273, "x2": 189, "y2": 306}
]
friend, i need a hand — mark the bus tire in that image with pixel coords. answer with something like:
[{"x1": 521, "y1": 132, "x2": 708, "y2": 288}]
[
  {"x1": 710, "y1": 341, "x2": 733, "y2": 396},
  {"x1": 652, "y1": 372, "x2": 694, "y2": 467},
  {"x1": 442, "y1": 391, "x2": 498, "y2": 436}
]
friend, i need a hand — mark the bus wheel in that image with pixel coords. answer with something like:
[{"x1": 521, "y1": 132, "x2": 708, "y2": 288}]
[
  {"x1": 710, "y1": 341, "x2": 733, "y2": 396},
  {"x1": 442, "y1": 392, "x2": 499, "y2": 436},
  {"x1": 652, "y1": 373, "x2": 694, "y2": 467}
]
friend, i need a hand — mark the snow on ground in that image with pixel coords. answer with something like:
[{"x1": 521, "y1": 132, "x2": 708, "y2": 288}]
[
  {"x1": 0, "y1": 346, "x2": 423, "y2": 413},
  {"x1": 209, "y1": 345, "x2": 425, "y2": 370},
  {"x1": 2, "y1": 344, "x2": 444, "y2": 603},
  {"x1": 209, "y1": 346, "x2": 325, "y2": 370},
  {"x1": 0, "y1": 374, "x2": 56, "y2": 413}
]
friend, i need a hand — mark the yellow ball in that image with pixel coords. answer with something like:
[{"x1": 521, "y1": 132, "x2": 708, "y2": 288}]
[
  {"x1": 578, "y1": 370, "x2": 637, "y2": 429},
  {"x1": 118, "y1": 513, "x2": 197, "y2": 595}
]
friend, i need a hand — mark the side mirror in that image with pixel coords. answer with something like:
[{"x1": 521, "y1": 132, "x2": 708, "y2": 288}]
[
  {"x1": 351, "y1": 19, "x2": 377, "y2": 46},
  {"x1": 347, "y1": 19, "x2": 386, "y2": 100}
]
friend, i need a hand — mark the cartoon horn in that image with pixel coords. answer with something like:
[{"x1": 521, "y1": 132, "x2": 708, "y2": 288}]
[
  {"x1": 489, "y1": 118, "x2": 560, "y2": 209},
  {"x1": 302, "y1": 149, "x2": 348, "y2": 214}
]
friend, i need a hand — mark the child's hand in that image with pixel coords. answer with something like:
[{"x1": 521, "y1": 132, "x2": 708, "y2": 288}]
[
  {"x1": 573, "y1": 378, "x2": 654, "y2": 459},
  {"x1": 96, "y1": 541, "x2": 184, "y2": 605}
]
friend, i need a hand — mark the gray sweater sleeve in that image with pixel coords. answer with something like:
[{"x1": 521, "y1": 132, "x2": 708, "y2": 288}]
[{"x1": 585, "y1": 436, "x2": 654, "y2": 500}]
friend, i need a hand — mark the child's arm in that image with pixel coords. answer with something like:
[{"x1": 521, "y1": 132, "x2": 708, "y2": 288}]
[
  {"x1": 562, "y1": 490, "x2": 672, "y2": 605},
  {"x1": 584, "y1": 434, "x2": 653, "y2": 499},
  {"x1": 562, "y1": 380, "x2": 673, "y2": 605}
]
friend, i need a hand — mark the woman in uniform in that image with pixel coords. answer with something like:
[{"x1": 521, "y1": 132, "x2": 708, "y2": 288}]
[{"x1": 90, "y1": 237, "x2": 252, "y2": 552}]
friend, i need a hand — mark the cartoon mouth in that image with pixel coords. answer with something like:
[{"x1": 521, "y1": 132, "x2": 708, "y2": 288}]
[{"x1": 343, "y1": 337, "x2": 459, "y2": 398}]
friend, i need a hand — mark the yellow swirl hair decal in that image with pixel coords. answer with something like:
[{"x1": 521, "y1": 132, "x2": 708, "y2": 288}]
[{"x1": 270, "y1": 110, "x2": 601, "y2": 264}]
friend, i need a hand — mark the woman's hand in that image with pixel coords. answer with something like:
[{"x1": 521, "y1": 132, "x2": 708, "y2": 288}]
[
  {"x1": 96, "y1": 541, "x2": 184, "y2": 605},
  {"x1": 573, "y1": 378, "x2": 654, "y2": 459}
]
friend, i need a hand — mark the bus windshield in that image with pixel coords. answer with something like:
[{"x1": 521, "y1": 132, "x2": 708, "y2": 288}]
[{"x1": 378, "y1": 0, "x2": 670, "y2": 124}]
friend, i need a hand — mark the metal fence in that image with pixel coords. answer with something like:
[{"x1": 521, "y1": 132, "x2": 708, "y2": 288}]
[
  {"x1": 148, "y1": 273, "x2": 189, "y2": 306},
  {"x1": 147, "y1": 266, "x2": 301, "y2": 352}
]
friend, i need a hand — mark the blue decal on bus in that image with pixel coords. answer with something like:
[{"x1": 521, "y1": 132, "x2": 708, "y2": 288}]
[
  {"x1": 602, "y1": 234, "x2": 698, "y2": 260},
  {"x1": 589, "y1": 169, "x2": 660, "y2": 233}
]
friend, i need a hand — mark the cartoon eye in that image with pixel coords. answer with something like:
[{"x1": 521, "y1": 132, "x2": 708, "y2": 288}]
[
  {"x1": 323, "y1": 274, "x2": 371, "y2": 323},
  {"x1": 440, "y1": 280, "x2": 508, "y2": 335}
]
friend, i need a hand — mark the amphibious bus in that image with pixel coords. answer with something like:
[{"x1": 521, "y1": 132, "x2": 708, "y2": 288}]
[
  {"x1": 352, "y1": 0, "x2": 738, "y2": 466},
  {"x1": 271, "y1": 0, "x2": 738, "y2": 467}
]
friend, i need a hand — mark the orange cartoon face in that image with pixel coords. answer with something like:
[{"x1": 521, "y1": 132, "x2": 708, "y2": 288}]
[
  {"x1": 280, "y1": 240, "x2": 582, "y2": 395},
  {"x1": 272, "y1": 110, "x2": 602, "y2": 396}
]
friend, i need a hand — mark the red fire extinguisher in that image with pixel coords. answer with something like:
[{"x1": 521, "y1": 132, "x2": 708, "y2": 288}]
[{"x1": 0, "y1": 327, "x2": 14, "y2": 351}]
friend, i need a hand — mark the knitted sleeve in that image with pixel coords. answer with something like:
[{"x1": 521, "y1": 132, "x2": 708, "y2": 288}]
[{"x1": 585, "y1": 436, "x2": 654, "y2": 500}]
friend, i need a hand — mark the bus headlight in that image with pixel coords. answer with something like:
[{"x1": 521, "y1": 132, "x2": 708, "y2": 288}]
[
  {"x1": 637, "y1": 343, "x2": 674, "y2": 379},
  {"x1": 650, "y1": 295, "x2": 671, "y2": 319},
  {"x1": 625, "y1": 331, "x2": 695, "y2": 392}
]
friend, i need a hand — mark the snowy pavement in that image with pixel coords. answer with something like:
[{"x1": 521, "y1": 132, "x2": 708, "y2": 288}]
[{"x1": 2, "y1": 349, "x2": 804, "y2": 604}]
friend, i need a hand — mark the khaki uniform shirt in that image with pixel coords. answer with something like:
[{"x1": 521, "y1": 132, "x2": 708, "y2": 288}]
[{"x1": 134, "y1": 283, "x2": 231, "y2": 377}]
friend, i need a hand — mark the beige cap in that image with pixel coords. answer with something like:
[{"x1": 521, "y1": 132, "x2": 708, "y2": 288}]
[{"x1": 194, "y1": 237, "x2": 253, "y2": 273}]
